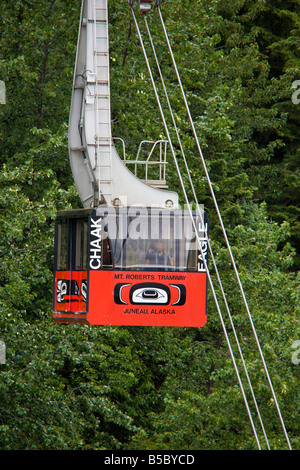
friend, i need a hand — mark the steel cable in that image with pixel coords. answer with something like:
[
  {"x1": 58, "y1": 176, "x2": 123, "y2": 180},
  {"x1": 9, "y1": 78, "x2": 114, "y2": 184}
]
[
  {"x1": 130, "y1": 5, "x2": 262, "y2": 450},
  {"x1": 156, "y1": 5, "x2": 292, "y2": 450},
  {"x1": 143, "y1": 14, "x2": 271, "y2": 450}
]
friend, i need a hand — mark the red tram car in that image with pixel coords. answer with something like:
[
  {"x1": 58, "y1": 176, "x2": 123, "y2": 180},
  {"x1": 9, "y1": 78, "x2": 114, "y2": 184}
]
[{"x1": 53, "y1": 207, "x2": 208, "y2": 327}]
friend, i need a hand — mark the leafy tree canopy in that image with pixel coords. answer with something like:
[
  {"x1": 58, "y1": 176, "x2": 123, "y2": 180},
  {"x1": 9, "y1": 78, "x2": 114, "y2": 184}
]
[{"x1": 0, "y1": 0, "x2": 299, "y2": 450}]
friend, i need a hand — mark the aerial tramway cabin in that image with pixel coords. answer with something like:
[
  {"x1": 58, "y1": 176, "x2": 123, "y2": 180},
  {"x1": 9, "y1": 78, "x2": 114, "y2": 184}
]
[
  {"x1": 53, "y1": 0, "x2": 209, "y2": 327},
  {"x1": 53, "y1": 207, "x2": 208, "y2": 326}
]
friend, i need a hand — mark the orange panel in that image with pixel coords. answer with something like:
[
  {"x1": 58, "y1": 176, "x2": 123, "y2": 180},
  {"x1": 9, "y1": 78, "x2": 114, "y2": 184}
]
[
  {"x1": 87, "y1": 270, "x2": 207, "y2": 327},
  {"x1": 53, "y1": 271, "x2": 87, "y2": 320}
]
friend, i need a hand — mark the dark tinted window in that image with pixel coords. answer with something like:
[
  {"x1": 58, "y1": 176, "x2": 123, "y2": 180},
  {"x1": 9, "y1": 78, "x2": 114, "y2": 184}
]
[{"x1": 55, "y1": 217, "x2": 88, "y2": 271}]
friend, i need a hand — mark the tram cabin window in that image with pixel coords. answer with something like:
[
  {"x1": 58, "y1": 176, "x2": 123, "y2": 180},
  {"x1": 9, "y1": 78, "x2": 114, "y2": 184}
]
[
  {"x1": 96, "y1": 209, "x2": 208, "y2": 272},
  {"x1": 55, "y1": 215, "x2": 88, "y2": 272}
]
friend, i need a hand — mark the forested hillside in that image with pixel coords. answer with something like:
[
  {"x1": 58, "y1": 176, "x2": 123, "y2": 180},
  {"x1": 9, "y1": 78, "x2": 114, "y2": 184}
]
[{"x1": 0, "y1": 0, "x2": 299, "y2": 450}]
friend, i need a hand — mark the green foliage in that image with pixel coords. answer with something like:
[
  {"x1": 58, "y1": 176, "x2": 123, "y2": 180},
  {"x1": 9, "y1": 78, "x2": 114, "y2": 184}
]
[
  {"x1": 0, "y1": 315, "x2": 145, "y2": 449},
  {"x1": 128, "y1": 204, "x2": 299, "y2": 451},
  {"x1": 0, "y1": 0, "x2": 299, "y2": 451},
  {"x1": 109, "y1": 0, "x2": 299, "y2": 254},
  {"x1": 0, "y1": 161, "x2": 75, "y2": 317}
]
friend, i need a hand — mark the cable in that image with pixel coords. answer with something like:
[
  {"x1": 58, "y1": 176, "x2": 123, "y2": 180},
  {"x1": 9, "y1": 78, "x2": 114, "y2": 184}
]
[
  {"x1": 144, "y1": 14, "x2": 271, "y2": 450},
  {"x1": 130, "y1": 5, "x2": 263, "y2": 450},
  {"x1": 157, "y1": 6, "x2": 292, "y2": 450}
]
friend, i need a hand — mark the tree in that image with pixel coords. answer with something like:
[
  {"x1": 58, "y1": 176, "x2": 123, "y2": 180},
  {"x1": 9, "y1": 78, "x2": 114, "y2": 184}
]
[
  {"x1": 0, "y1": 0, "x2": 81, "y2": 185},
  {"x1": 127, "y1": 203, "x2": 299, "y2": 450},
  {"x1": 243, "y1": 0, "x2": 300, "y2": 268},
  {"x1": 0, "y1": 0, "x2": 298, "y2": 451},
  {"x1": 108, "y1": 0, "x2": 294, "y2": 246}
]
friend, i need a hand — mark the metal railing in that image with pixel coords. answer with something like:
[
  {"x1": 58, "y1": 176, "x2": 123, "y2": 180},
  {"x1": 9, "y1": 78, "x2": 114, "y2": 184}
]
[{"x1": 113, "y1": 137, "x2": 168, "y2": 186}]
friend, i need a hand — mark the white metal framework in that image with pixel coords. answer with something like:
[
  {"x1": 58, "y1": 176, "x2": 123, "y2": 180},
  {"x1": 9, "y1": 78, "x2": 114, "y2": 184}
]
[
  {"x1": 68, "y1": 0, "x2": 178, "y2": 209},
  {"x1": 130, "y1": 2, "x2": 291, "y2": 450},
  {"x1": 66, "y1": 0, "x2": 292, "y2": 450}
]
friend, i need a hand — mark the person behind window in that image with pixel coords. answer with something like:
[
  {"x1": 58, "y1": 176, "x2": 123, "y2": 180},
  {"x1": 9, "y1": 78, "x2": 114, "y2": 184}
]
[
  {"x1": 145, "y1": 243, "x2": 156, "y2": 266},
  {"x1": 145, "y1": 240, "x2": 173, "y2": 267},
  {"x1": 156, "y1": 241, "x2": 173, "y2": 267},
  {"x1": 126, "y1": 239, "x2": 137, "y2": 267},
  {"x1": 126, "y1": 239, "x2": 143, "y2": 268},
  {"x1": 102, "y1": 238, "x2": 113, "y2": 267}
]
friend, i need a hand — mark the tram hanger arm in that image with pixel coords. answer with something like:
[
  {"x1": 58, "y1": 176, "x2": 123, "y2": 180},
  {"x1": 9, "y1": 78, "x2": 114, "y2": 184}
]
[{"x1": 128, "y1": 1, "x2": 162, "y2": 15}]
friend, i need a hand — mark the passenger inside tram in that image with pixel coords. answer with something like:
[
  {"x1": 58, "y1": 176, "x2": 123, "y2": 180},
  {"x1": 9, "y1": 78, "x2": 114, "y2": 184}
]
[
  {"x1": 55, "y1": 212, "x2": 201, "y2": 273},
  {"x1": 145, "y1": 240, "x2": 173, "y2": 267}
]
